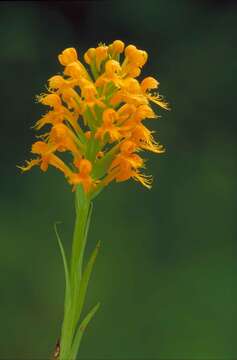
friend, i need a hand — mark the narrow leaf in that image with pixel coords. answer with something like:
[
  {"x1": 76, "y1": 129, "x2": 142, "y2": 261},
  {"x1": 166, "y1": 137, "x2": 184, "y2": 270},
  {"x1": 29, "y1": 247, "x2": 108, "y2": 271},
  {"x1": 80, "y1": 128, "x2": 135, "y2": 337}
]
[
  {"x1": 54, "y1": 222, "x2": 71, "y2": 310},
  {"x1": 70, "y1": 302, "x2": 100, "y2": 360},
  {"x1": 74, "y1": 240, "x2": 100, "y2": 327}
]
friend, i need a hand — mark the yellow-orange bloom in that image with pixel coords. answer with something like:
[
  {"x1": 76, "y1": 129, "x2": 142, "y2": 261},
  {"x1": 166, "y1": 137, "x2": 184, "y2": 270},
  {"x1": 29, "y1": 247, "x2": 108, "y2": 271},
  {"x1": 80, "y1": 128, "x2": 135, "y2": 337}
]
[
  {"x1": 20, "y1": 40, "x2": 168, "y2": 193},
  {"x1": 38, "y1": 93, "x2": 62, "y2": 109},
  {"x1": 69, "y1": 159, "x2": 93, "y2": 192},
  {"x1": 84, "y1": 48, "x2": 96, "y2": 65},
  {"x1": 106, "y1": 140, "x2": 152, "y2": 188},
  {"x1": 95, "y1": 45, "x2": 108, "y2": 70},
  {"x1": 58, "y1": 47, "x2": 78, "y2": 66},
  {"x1": 95, "y1": 109, "x2": 121, "y2": 142},
  {"x1": 20, "y1": 141, "x2": 72, "y2": 176},
  {"x1": 109, "y1": 40, "x2": 125, "y2": 56},
  {"x1": 95, "y1": 60, "x2": 122, "y2": 89},
  {"x1": 141, "y1": 77, "x2": 159, "y2": 92},
  {"x1": 49, "y1": 123, "x2": 81, "y2": 158}
]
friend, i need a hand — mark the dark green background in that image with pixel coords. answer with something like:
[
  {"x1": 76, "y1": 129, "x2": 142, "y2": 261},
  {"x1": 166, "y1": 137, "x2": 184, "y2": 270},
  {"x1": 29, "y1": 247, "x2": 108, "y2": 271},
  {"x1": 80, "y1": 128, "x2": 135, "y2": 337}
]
[{"x1": 0, "y1": 1, "x2": 236, "y2": 359}]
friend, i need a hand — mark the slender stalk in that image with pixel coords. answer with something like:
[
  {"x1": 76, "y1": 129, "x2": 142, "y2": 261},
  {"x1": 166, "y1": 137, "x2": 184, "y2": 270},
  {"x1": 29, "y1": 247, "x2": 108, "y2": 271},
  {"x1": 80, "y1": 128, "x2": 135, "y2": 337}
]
[{"x1": 59, "y1": 186, "x2": 92, "y2": 360}]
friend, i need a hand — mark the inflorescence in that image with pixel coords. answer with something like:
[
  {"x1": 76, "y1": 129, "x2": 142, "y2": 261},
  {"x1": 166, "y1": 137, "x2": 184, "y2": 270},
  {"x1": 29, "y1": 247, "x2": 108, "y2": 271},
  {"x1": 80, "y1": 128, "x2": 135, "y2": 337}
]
[{"x1": 20, "y1": 40, "x2": 169, "y2": 196}]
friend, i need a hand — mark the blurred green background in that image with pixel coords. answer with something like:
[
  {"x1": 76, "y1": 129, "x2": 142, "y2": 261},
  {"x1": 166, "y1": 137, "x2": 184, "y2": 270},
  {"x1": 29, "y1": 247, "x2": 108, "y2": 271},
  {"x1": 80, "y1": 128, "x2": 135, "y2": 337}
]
[{"x1": 0, "y1": 1, "x2": 236, "y2": 359}]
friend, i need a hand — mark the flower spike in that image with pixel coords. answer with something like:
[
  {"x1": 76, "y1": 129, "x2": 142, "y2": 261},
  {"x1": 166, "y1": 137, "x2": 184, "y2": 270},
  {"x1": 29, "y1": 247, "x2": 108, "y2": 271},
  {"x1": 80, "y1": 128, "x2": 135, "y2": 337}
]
[{"x1": 19, "y1": 40, "x2": 168, "y2": 194}]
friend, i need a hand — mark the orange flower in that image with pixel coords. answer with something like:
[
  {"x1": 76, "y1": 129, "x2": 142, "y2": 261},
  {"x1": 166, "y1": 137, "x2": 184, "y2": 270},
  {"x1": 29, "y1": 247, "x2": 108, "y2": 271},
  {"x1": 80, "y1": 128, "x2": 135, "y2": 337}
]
[
  {"x1": 69, "y1": 159, "x2": 93, "y2": 192},
  {"x1": 95, "y1": 109, "x2": 121, "y2": 142},
  {"x1": 58, "y1": 47, "x2": 78, "y2": 66},
  {"x1": 19, "y1": 141, "x2": 72, "y2": 176},
  {"x1": 49, "y1": 123, "x2": 81, "y2": 159},
  {"x1": 106, "y1": 141, "x2": 152, "y2": 188}
]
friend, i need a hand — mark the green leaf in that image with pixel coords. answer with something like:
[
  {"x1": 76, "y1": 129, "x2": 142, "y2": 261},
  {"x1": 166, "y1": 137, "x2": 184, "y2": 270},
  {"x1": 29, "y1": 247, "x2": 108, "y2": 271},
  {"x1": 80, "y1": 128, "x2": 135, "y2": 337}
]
[
  {"x1": 70, "y1": 302, "x2": 100, "y2": 360},
  {"x1": 74, "y1": 241, "x2": 100, "y2": 327},
  {"x1": 54, "y1": 222, "x2": 71, "y2": 311}
]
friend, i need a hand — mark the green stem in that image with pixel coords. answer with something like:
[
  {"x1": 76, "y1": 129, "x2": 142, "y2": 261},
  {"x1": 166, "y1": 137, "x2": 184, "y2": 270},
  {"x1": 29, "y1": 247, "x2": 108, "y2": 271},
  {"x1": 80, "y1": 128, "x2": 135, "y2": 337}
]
[{"x1": 59, "y1": 186, "x2": 92, "y2": 360}]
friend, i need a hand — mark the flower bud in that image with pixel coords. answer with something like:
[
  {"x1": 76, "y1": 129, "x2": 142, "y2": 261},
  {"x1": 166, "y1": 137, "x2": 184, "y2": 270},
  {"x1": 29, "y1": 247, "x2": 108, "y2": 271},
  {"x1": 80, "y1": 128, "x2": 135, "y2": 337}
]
[
  {"x1": 112, "y1": 40, "x2": 125, "y2": 54},
  {"x1": 105, "y1": 60, "x2": 121, "y2": 76},
  {"x1": 58, "y1": 48, "x2": 78, "y2": 66},
  {"x1": 84, "y1": 48, "x2": 96, "y2": 64}
]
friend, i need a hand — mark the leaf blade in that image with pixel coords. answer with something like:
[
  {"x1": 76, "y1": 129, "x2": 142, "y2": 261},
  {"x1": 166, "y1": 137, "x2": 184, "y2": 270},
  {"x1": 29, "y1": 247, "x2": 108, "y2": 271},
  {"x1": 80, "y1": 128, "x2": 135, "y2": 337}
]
[
  {"x1": 74, "y1": 240, "x2": 100, "y2": 327},
  {"x1": 54, "y1": 222, "x2": 71, "y2": 311},
  {"x1": 70, "y1": 302, "x2": 100, "y2": 360}
]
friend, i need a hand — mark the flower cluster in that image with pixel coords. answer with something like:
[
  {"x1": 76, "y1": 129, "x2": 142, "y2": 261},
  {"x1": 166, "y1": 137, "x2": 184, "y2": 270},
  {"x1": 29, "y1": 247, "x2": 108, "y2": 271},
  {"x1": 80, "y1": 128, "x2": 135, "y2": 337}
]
[{"x1": 20, "y1": 40, "x2": 168, "y2": 195}]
